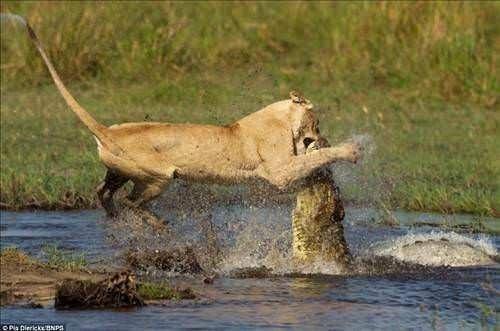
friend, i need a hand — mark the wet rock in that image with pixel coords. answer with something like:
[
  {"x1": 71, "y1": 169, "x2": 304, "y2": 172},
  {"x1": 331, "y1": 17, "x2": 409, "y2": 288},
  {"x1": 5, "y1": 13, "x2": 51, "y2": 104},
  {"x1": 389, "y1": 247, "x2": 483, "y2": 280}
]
[{"x1": 55, "y1": 270, "x2": 144, "y2": 309}]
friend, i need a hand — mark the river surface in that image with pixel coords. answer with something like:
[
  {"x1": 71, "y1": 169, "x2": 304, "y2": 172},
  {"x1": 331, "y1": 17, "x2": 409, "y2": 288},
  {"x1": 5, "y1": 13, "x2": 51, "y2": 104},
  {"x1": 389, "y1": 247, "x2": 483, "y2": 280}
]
[{"x1": 1, "y1": 207, "x2": 498, "y2": 330}]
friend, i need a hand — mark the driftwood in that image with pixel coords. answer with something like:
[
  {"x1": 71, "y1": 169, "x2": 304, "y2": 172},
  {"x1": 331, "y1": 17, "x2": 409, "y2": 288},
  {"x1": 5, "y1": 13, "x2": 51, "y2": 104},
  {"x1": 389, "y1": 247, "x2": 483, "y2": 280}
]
[
  {"x1": 292, "y1": 167, "x2": 351, "y2": 267},
  {"x1": 55, "y1": 271, "x2": 143, "y2": 309}
]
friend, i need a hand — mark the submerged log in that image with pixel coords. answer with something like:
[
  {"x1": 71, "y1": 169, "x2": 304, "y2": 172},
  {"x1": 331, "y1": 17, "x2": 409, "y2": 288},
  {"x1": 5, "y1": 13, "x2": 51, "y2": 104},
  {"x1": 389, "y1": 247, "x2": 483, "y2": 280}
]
[{"x1": 292, "y1": 164, "x2": 350, "y2": 267}]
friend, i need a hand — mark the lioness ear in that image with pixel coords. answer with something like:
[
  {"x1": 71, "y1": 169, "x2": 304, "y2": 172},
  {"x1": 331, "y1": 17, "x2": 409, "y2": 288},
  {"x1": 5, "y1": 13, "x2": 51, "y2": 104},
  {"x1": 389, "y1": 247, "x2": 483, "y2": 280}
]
[{"x1": 289, "y1": 91, "x2": 313, "y2": 110}]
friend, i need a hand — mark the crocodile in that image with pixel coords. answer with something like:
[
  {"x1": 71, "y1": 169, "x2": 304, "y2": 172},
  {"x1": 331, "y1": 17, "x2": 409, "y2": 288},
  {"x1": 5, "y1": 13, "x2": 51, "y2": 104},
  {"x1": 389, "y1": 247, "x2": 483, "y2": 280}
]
[{"x1": 292, "y1": 141, "x2": 351, "y2": 268}]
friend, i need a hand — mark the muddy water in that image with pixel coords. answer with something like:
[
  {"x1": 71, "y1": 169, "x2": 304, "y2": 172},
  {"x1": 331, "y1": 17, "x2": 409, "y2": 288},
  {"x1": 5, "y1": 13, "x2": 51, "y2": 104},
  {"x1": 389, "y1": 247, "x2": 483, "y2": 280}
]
[{"x1": 1, "y1": 207, "x2": 499, "y2": 330}]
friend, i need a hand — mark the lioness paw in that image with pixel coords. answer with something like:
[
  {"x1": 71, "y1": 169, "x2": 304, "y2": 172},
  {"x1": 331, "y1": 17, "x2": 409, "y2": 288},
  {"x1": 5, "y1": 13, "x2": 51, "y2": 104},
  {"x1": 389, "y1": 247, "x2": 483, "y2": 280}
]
[
  {"x1": 336, "y1": 142, "x2": 362, "y2": 163},
  {"x1": 349, "y1": 142, "x2": 363, "y2": 163}
]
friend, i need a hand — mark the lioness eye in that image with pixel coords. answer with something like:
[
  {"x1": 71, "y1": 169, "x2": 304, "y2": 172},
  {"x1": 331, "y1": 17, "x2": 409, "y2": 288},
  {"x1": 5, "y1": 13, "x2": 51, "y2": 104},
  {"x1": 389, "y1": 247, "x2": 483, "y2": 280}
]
[{"x1": 303, "y1": 137, "x2": 315, "y2": 149}]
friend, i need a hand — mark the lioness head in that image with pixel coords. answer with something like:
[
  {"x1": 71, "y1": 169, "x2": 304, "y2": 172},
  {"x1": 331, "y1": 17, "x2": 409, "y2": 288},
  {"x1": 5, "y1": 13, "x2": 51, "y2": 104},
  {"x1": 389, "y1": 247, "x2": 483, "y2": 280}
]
[{"x1": 289, "y1": 91, "x2": 327, "y2": 155}]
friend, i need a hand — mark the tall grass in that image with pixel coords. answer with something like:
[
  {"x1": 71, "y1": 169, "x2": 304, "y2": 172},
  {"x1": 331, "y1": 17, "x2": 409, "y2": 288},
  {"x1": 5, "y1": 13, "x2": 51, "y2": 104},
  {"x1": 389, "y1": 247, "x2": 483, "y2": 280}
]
[{"x1": 1, "y1": 2, "x2": 498, "y2": 104}]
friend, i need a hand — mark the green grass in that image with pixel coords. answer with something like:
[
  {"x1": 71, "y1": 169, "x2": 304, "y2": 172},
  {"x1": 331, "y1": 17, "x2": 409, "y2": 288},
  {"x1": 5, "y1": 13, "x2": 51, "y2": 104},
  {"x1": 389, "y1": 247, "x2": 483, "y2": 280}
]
[
  {"x1": 137, "y1": 282, "x2": 195, "y2": 301},
  {"x1": 0, "y1": 2, "x2": 499, "y2": 216},
  {"x1": 41, "y1": 244, "x2": 87, "y2": 271}
]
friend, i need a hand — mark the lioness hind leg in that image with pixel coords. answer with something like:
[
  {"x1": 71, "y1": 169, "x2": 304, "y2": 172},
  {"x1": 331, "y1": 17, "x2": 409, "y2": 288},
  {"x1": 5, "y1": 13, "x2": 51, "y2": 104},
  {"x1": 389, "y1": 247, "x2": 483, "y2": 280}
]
[
  {"x1": 124, "y1": 179, "x2": 170, "y2": 231},
  {"x1": 97, "y1": 170, "x2": 129, "y2": 217}
]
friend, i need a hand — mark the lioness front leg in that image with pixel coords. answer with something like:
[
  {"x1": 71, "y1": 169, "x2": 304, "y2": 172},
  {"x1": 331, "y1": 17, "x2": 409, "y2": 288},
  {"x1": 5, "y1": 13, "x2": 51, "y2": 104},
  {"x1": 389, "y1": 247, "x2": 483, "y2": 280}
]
[{"x1": 259, "y1": 142, "x2": 361, "y2": 190}]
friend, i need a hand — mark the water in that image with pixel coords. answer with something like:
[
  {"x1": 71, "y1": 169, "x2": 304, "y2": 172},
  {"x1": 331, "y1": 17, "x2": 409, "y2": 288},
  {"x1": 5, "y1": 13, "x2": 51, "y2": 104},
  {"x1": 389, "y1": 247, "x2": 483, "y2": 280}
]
[{"x1": 1, "y1": 207, "x2": 499, "y2": 330}]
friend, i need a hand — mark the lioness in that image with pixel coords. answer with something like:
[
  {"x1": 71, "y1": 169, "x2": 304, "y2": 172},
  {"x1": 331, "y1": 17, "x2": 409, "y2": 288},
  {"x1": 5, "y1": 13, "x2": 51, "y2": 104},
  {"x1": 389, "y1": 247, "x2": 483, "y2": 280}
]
[{"x1": 5, "y1": 15, "x2": 361, "y2": 217}]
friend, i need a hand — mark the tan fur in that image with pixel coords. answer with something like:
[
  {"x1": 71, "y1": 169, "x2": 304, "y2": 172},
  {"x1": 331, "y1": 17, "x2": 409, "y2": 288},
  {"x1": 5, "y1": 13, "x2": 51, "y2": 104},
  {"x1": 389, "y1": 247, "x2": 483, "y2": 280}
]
[{"x1": 13, "y1": 16, "x2": 362, "y2": 217}]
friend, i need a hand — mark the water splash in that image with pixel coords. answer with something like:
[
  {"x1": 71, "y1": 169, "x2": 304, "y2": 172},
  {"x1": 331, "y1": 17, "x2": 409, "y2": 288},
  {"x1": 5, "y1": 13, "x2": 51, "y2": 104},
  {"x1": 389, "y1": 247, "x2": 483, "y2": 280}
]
[
  {"x1": 217, "y1": 206, "x2": 294, "y2": 275},
  {"x1": 372, "y1": 231, "x2": 498, "y2": 267},
  {"x1": 326, "y1": 133, "x2": 391, "y2": 211},
  {"x1": 349, "y1": 133, "x2": 377, "y2": 161},
  {"x1": 100, "y1": 131, "x2": 496, "y2": 275},
  {"x1": 327, "y1": 133, "x2": 376, "y2": 178},
  {"x1": 106, "y1": 201, "x2": 498, "y2": 276}
]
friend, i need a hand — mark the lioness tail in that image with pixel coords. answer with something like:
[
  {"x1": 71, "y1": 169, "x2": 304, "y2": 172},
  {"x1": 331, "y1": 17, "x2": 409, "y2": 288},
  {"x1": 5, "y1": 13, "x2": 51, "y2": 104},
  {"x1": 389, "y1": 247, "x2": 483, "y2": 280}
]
[{"x1": 1, "y1": 14, "x2": 119, "y2": 152}]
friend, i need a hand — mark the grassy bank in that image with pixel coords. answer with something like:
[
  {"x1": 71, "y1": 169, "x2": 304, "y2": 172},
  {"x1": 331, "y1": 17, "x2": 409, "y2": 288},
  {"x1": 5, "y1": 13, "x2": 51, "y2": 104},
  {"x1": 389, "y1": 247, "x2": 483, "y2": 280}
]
[{"x1": 1, "y1": 2, "x2": 499, "y2": 215}]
